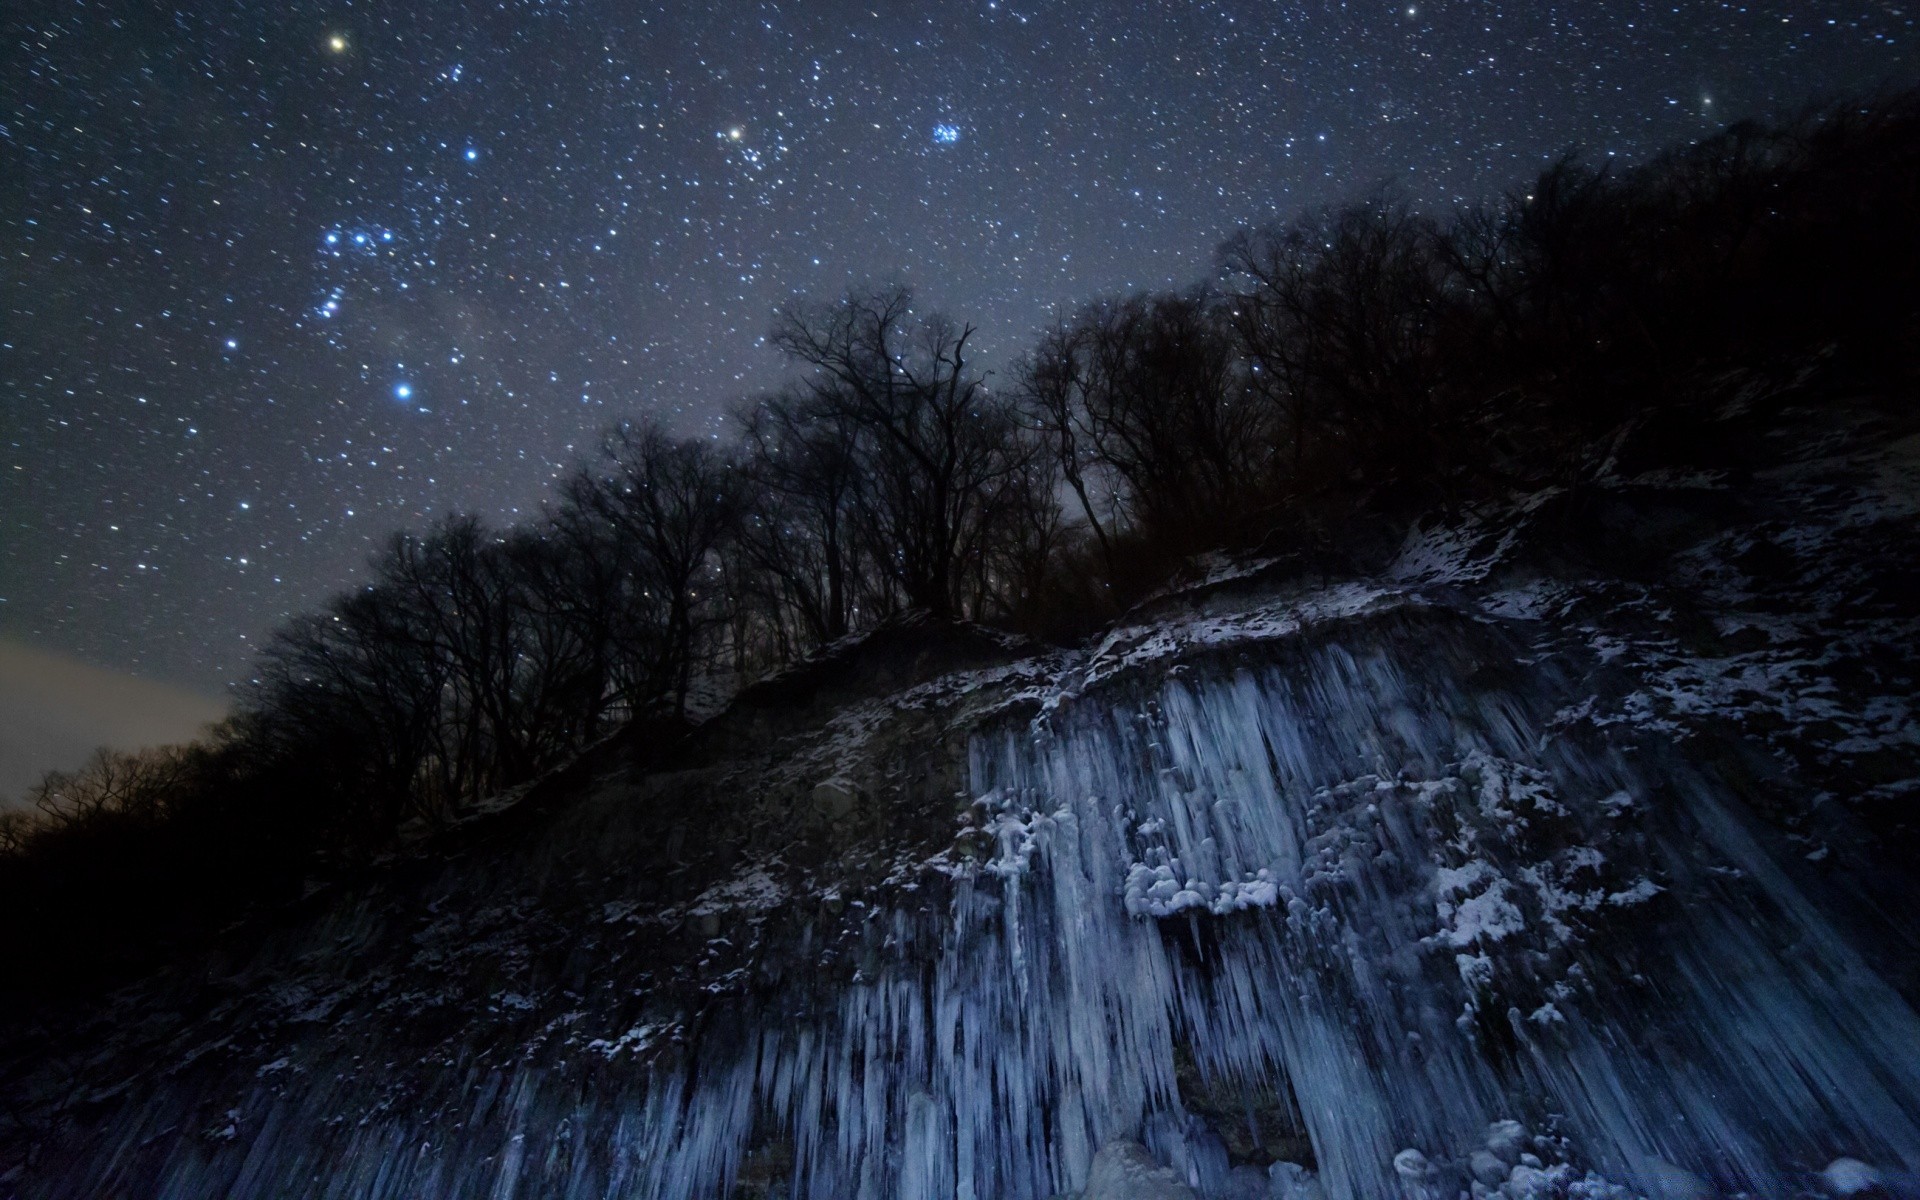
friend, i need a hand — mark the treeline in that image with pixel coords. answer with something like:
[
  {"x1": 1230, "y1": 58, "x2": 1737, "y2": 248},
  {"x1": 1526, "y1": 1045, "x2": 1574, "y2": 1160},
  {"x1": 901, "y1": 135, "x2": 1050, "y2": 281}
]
[{"x1": 4, "y1": 94, "x2": 1918, "y2": 995}]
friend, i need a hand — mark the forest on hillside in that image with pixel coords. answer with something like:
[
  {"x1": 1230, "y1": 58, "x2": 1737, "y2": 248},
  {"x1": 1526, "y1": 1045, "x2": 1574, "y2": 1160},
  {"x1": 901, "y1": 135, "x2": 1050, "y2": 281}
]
[{"x1": 4, "y1": 92, "x2": 1917, "y2": 999}]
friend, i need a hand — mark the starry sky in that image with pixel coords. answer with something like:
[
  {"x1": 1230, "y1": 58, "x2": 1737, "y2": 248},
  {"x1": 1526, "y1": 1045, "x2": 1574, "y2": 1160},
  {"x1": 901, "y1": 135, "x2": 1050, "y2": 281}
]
[{"x1": 3, "y1": 0, "x2": 1917, "y2": 706}]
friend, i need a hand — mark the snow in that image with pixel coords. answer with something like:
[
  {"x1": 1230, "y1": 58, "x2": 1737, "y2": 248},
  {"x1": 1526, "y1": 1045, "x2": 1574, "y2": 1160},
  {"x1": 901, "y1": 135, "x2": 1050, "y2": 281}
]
[
  {"x1": 583, "y1": 1023, "x2": 663, "y2": 1059},
  {"x1": 1436, "y1": 870, "x2": 1527, "y2": 947},
  {"x1": 681, "y1": 865, "x2": 786, "y2": 918}
]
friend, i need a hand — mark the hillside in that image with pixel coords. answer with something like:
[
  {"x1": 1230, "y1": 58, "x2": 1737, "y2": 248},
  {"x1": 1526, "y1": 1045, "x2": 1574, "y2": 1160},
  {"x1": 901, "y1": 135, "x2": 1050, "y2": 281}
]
[{"x1": 3, "y1": 365, "x2": 1918, "y2": 1198}]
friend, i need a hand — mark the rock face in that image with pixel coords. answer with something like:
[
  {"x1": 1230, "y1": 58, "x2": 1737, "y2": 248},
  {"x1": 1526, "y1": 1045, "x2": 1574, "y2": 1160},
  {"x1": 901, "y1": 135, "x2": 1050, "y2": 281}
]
[{"x1": 4, "y1": 386, "x2": 1920, "y2": 1198}]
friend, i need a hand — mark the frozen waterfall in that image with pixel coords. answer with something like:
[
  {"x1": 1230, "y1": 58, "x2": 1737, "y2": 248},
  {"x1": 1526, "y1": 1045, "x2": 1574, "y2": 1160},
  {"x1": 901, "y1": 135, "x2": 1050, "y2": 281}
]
[
  {"x1": 16, "y1": 626, "x2": 1920, "y2": 1200},
  {"x1": 466, "y1": 639, "x2": 1920, "y2": 1199}
]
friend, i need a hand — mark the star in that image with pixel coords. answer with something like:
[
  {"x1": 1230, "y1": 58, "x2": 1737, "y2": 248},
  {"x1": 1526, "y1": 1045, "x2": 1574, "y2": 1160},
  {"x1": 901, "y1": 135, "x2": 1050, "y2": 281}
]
[{"x1": 6, "y1": 0, "x2": 1908, "y2": 699}]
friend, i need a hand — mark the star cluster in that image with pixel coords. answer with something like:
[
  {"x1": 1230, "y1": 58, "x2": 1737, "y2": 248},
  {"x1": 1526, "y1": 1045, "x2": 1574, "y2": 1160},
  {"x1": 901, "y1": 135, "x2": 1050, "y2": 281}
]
[{"x1": 3, "y1": 0, "x2": 1915, "y2": 692}]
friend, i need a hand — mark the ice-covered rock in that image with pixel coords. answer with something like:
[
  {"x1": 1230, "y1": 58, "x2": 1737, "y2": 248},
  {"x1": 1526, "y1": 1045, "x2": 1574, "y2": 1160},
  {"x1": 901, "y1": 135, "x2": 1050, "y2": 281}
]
[
  {"x1": 1393, "y1": 1148, "x2": 1437, "y2": 1180},
  {"x1": 1484, "y1": 1120, "x2": 1529, "y2": 1164},
  {"x1": 1083, "y1": 1141, "x2": 1198, "y2": 1200},
  {"x1": 1268, "y1": 1162, "x2": 1328, "y2": 1200},
  {"x1": 1216, "y1": 1164, "x2": 1271, "y2": 1200},
  {"x1": 1471, "y1": 1149, "x2": 1510, "y2": 1187},
  {"x1": 1638, "y1": 1158, "x2": 1714, "y2": 1200},
  {"x1": 1822, "y1": 1157, "x2": 1883, "y2": 1196}
]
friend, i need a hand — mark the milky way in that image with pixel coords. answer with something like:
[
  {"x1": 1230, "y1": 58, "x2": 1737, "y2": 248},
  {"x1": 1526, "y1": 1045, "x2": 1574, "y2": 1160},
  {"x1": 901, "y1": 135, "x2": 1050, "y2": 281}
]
[{"x1": 3, "y1": 0, "x2": 1915, "y2": 692}]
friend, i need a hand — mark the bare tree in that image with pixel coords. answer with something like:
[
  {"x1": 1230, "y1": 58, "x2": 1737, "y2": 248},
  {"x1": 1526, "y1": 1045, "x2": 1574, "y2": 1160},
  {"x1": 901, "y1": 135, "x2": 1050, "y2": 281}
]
[
  {"x1": 0, "y1": 808, "x2": 37, "y2": 857},
  {"x1": 249, "y1": 573, "x2": 449, "y2": 833},
  {"x1": 734, "y1": 389, "x2": 873, "y2": 643},
  {"x1": 1016, "y1": 322, "x2": 1117, "y2": 573},
  {"x1": 567, "y1": 420, "x2": 743, "y2": 716},
  {"x1": 972, "y1": 440, "x2": 1070, "y2": 624},
  {"x1": 770, "y1": 286, "x2": 1026, "y2": 618},
  {"x1": 1026, "y1": 289, "x2": 1266, "y2": 547},
  {"x1": 26, "y1": 745, "x2": 194, "y2": 829},
  {"x1": 381, "y1": 517, "x2": 538, "y2": 800},
  {"x1": 1221, "y1": 197, "x2": 1449, "y2": 487}
]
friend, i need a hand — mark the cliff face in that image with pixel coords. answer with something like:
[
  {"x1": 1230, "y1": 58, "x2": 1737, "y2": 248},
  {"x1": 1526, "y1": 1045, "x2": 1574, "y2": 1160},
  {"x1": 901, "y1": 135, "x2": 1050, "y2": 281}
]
[{"x1": 5, "y1": 379, "x2": 1920, "y2": 1200}]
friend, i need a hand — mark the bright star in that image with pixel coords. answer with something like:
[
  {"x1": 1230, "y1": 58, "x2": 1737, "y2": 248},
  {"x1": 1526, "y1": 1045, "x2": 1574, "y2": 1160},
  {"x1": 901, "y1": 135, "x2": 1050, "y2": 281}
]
[
  {"x1": 727, "y1": 127, "x2": 745, "y2": 141},
  {"x1": 394, "y1": 383, "x2": 413, "y2": 400},
  {"x1": 327, "y1": 33, "x2": 347, "y2": 53},
  {"x1": 464, "y1": 147, "x2": 479, "y2": 161},
  {"x1": 224, "y1": 338, "x2": 238, "y2": 350}
]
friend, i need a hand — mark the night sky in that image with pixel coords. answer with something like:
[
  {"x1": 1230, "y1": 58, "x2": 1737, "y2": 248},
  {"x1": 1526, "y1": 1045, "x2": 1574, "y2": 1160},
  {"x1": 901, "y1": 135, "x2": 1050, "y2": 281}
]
[{"x1": 3, "y1": 1, "x2": 1916, "y2": 703}]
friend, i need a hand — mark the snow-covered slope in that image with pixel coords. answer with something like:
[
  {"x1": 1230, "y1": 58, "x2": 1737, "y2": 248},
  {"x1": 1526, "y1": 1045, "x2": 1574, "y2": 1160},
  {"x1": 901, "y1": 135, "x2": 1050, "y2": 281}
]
[{"x1": 4, "y1": 385, "x2": 1919, "y2": 1199}]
